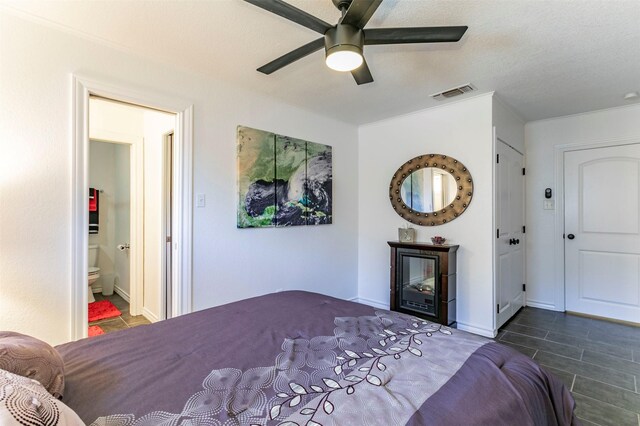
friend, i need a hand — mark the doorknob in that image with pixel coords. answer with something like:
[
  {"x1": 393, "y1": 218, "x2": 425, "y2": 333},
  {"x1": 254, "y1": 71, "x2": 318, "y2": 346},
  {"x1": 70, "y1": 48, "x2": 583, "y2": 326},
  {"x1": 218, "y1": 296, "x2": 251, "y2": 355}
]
[
  {"x1": 508, "y1": 238, "x2": 514, "y2": 245},
  {"x1": 515, "y1": 239, "x2": 520, "y2": 244},
  {"x1": 567, "y1": 234, "x2": 575, "y2": 240}
]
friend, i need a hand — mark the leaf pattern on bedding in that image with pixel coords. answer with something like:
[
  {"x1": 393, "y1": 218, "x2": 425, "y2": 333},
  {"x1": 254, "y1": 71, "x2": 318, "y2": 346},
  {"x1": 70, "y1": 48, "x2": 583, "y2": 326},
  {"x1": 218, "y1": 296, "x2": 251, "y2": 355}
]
[{"x1": 91, "y1": 311, "x2": 486, "y2": 426}]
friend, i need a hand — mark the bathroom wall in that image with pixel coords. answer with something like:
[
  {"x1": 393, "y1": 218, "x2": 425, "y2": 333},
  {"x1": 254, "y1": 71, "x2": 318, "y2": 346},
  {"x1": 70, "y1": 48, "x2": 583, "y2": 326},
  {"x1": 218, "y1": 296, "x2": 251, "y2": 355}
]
[
  {"x1": 113, "y1": 145, "x2": 131, "y2": 298},
  {"x1": 88, "y1": 141, "x2": 117, "y2": 292},
  {"x1": 88, "y1": 141, "x2": 130, "y2": 297}
]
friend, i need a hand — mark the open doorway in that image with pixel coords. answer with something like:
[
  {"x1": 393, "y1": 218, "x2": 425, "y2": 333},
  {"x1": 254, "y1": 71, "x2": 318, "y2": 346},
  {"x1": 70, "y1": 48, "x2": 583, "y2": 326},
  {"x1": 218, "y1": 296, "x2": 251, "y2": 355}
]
[
  {"x1": 71, "y1": 75, "x2": 194, "y2": 341},
  {"x1": 86, "y1": 97, "x2": 175, "y2": 336}
]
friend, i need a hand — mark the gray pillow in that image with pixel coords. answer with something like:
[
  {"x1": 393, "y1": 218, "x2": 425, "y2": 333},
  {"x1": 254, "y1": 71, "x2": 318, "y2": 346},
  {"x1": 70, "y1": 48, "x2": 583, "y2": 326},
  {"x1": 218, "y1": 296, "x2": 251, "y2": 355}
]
[
  {"x1": 0, "y1": 368, "x2": 83, "y2": 425},
  {"x1": 0, "y1": 331, "x2": 65, "y2": 398}
]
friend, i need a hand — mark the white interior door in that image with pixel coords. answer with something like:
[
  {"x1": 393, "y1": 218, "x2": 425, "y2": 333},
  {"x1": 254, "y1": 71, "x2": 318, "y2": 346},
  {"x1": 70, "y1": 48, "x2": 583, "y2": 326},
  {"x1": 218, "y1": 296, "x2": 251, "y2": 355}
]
[
  {"x1": 565, "y1": 144, "x2": 640, "y2": 323},
  {"x1": 496, "y1": 139, "x2": 525, "y2": 329}
]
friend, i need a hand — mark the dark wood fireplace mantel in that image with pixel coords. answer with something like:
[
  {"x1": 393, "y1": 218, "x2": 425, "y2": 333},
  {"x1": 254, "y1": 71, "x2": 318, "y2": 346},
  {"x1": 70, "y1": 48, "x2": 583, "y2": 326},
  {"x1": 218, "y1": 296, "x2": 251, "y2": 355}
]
[{"x1": 388, "y1": 241, "x2": 458, "y2": 326}]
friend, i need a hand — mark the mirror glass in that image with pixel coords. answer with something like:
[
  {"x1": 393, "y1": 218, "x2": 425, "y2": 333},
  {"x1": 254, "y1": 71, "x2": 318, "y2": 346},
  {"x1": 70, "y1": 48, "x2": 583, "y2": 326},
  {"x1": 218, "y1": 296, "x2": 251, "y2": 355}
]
[{"x1": 400, "y1": 167, "x2": 457, "y2": 213}]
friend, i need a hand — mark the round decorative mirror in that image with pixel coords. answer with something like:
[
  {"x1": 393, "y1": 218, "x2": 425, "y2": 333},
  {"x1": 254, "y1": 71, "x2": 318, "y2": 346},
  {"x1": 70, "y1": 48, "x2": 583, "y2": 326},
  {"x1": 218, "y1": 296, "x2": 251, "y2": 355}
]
[{"x1": 389, "y1": 154, "x2": 473, "y2": 226}]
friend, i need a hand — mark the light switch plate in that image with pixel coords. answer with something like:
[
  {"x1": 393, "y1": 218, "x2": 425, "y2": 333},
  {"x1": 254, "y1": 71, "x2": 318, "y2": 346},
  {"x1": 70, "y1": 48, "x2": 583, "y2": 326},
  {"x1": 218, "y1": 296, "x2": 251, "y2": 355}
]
[
  {"x1": 543, "y1": 199, "x2": 554, "y2": 210},
  {"x1": 196, "y1": 193, "x2": 206, "y2": 208}
]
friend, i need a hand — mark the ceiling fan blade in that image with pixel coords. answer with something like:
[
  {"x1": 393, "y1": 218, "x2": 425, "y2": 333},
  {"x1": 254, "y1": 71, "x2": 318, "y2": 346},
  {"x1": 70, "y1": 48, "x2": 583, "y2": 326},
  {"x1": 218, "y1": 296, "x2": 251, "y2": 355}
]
[
  {"x1": 244, "y1": 0, "x2": 332, "y2": 34},
  {"x1": 340, "y1": 0, "x2": 383, "y2": 28},
  {"x1": 257, "y1": 37, "x2": 325, "y2": 74},
  {"x1": 364, "y1": 26, "x2": 468, "y2": 45},
  {"x1": 351, "y1": 58, "x2": 374, "y2": 85}
]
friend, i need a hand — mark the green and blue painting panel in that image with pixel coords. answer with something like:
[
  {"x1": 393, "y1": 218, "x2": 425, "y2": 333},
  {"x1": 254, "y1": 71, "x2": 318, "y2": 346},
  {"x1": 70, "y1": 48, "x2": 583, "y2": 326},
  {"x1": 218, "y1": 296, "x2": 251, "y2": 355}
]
[{"x1": 237, "y1": 126, "x2": 332, "y2": 228}]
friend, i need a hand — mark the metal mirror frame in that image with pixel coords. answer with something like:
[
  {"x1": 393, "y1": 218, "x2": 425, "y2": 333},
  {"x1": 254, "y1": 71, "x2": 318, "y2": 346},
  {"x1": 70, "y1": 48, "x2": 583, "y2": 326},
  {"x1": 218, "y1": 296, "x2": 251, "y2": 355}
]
[{"x1": 389, "y1": 154, "x2": 473, "y2": 226}]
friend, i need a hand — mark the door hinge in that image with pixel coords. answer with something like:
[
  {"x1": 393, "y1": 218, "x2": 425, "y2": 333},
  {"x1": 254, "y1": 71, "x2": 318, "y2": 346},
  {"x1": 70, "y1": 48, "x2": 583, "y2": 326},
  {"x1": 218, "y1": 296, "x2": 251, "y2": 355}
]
[
  {"x1": 496, "y1": 154, "x2": 500, "y2": 163},
  {"x1": 522, "y1": 283, "x2": 526, "y2": 292},
  {"x1": 166, "y1": 236, "x2": 172, "y2": 243},
  {"x1": 496, "y1": 304, "x2": 500, "y2": 314},
  {"x1": 522, "y1": 167, "x2": 526, "y2": 175},
  {"x1": 496, "y1": 228, "x2": 500, "y2": 238},
  {"x1": 522, "y1": 225, "x2": 526, "y2": 233}
]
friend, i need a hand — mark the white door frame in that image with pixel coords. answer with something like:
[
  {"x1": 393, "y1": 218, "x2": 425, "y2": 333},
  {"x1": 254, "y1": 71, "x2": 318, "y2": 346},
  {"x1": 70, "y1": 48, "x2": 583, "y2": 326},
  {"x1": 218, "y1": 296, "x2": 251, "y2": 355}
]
[
  {"x1": 71, "y1": 74, "x2": 194, "y2": 340},
  {"x1": 553, "y1": 137, "x2": 640, "y2": 313}
]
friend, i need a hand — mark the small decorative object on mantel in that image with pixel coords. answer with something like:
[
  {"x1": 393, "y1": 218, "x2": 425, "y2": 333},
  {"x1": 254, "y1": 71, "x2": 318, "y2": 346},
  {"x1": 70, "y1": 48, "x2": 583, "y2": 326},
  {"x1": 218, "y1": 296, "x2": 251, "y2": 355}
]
[
  {"x1": 398, "y1": 226, "x2": 415, "y2": 243},
  {"x1": 431, "y1": 236, "x2": 446, "y2": 245}
]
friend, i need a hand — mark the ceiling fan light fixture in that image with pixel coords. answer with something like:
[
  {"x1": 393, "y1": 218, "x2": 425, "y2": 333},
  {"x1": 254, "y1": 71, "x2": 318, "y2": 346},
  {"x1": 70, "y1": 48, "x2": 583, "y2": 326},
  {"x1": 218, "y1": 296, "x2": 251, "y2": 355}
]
[
  {"x1": 325, "y1": 45, "x2": 363, "y2": 72},
  {"x1": 324, "y1": 24, "x2": 364, "y2": 72}
]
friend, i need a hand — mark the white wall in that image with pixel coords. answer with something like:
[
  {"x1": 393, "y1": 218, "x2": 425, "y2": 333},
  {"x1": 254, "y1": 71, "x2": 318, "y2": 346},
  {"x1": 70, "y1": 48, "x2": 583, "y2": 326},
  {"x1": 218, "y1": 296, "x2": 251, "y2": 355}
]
[
  {"x1": 357, "y1": 94, "x2": 496, "y2": 336},
  {"x1": 525, "y1": 104, "x2": 640, "y2": 309},
  {"x1": 0, "y1": 11, "x2": 359, "y2": 345},
  {"x1": 493, "y1": 97, "x2": 525, "y2": 153}
]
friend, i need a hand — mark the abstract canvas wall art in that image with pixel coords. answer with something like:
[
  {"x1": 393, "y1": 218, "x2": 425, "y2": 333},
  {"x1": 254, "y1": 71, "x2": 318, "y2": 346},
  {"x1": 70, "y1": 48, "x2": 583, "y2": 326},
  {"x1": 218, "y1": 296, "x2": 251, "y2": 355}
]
[{"x1": 237, "y1": 126, "x2": 332, "y2": 228}]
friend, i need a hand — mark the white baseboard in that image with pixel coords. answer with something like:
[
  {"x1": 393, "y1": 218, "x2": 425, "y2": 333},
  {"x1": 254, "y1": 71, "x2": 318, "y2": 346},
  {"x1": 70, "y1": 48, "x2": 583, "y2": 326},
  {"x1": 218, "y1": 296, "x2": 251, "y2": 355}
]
[
  {"x1": 114, "y1": 286, "x2": 130, "y2": 303},
  {"x1": 526, "y1": 300, "x2": 561, "y2": 311},
  {"x1": 350, "y1": 297, "x2": 390, "y2": 310},
  {"x1": 456, "y1": 322, "x2": 497, "y2": 338},
  {"x1": 142, "y1": 307, "x2": 158, "y2": 323}
]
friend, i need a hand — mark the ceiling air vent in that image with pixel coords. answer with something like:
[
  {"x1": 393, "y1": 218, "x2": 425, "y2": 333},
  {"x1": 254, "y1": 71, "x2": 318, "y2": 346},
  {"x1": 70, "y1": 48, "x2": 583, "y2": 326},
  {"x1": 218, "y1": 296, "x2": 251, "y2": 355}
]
[{"x1": 431, "y1": 84, "x2": 476, "y2": 101}]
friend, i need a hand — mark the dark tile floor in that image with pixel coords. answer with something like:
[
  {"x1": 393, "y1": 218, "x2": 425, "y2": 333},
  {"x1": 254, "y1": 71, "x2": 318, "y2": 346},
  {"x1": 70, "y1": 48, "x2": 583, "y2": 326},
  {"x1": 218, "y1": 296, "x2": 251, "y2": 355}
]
[
  {"x1": 496, "y1": 307, "x2": 640, "y2": 426},
  {"x1": 89, "y1": 292, "x2": 151, "y2": 334}
]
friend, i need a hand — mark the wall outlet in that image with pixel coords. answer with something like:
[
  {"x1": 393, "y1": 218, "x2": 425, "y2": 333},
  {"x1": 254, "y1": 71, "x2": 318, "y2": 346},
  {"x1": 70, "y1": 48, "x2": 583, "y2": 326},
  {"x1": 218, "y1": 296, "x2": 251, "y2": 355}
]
[
  {"x1": 543, "y1": 199, "x2": 554, "y2": 210},
  {"x1": 196, "y1": 193, "x2": 206, "y2": 207}
]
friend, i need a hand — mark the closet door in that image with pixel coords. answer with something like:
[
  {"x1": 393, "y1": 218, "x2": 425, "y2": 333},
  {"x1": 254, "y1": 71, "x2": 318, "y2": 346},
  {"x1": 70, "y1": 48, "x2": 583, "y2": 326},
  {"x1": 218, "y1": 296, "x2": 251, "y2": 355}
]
[
  {"x1": 564, "y1": 144, "x2": 640, "y2": 323},
  {"x1": 495, "y1": 139, "x2": 525, "y2": 329}
]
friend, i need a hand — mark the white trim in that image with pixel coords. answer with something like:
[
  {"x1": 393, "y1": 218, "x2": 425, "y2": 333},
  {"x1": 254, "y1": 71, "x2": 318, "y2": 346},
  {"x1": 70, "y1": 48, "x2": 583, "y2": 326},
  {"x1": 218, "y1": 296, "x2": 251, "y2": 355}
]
[
  {"x1": 456, "y1": 322, "x2": 497, "y2": 338},
  {"x1": 71, "y1": 76, "x2": 89, "y2": 341},
  {"x1": 527, "y1": 103, "x2": 640, "y2": 126},
  {"x1": 553, "y1": 137, "x2": 640, "y2": 314},
  {"x1": 350, "y1": 297, "x2": 390, "y2": 310},
  {"x1": 174, "y1": 106, "x2": 194, "y2": 317},
  {"x1": 71, "y1": 74, "x2": 194, "y2": 341},
  {"x1": 114, "y1": 285, "x2": 130, "y2": 303},
  {"x1": 491, "y1": 126, "x2": 497, "y2": 330},
  {"x1": 131, "y1": 141, "x2": 145, "y2": 316},
  {"x1": 142, "y1": 307, "x2": 159, "y2": 324},
  {"x1": 526, "y1": 300, "x2": 561, "y2": 311}
]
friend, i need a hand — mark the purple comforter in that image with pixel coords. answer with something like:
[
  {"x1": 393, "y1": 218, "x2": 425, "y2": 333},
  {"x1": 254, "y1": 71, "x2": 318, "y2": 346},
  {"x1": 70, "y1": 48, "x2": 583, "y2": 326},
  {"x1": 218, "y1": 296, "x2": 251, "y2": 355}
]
[{"x1": 56, "y1": 291, "x2": 577, "y2": 425}]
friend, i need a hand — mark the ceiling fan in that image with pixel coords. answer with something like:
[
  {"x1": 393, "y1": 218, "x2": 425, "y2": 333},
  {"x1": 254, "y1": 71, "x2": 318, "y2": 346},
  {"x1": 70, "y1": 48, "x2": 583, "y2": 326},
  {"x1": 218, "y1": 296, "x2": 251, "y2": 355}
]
[{"x1": 244, "y1": 0, "x2": 468, "y2": 85}]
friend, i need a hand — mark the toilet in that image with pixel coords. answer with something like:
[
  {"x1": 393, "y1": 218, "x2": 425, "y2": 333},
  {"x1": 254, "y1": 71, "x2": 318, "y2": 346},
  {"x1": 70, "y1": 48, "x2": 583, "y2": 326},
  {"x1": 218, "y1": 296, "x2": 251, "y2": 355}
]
[{"x1": 88, "y1": 244, "x2": 101, "y2": 303}]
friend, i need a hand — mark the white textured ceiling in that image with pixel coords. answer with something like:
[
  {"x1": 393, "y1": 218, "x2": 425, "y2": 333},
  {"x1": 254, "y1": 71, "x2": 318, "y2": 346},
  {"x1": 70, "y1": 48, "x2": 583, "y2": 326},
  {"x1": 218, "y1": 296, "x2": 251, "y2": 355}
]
[{"x1": 4, "y1": 0, "x2": 640, "y2": 124}]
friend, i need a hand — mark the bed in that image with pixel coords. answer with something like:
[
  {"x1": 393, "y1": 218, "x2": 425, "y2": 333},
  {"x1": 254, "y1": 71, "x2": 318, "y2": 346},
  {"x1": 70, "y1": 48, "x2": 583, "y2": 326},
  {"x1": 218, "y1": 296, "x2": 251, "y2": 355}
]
[{"x1": 54, "y1": 291, "x2": 578, "y2": 425}]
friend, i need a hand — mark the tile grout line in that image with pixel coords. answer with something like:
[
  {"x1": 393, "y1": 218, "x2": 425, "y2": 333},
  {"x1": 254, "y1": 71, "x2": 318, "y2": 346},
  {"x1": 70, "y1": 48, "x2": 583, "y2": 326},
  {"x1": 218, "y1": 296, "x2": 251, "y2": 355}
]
[
  {"x1": 572, "y1": 389, "x2": 640, "y2": 415},
  {"x1": 541, "y1": 365, "x2": 638, "y2": 395}
]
